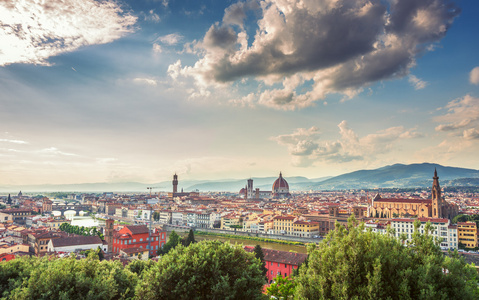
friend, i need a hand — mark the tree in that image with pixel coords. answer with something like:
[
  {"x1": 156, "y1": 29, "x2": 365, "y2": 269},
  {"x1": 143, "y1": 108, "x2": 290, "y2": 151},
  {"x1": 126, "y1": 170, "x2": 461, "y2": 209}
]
[
  {"x1": 153, "y1": 212, "x2": 160, "y2": 222},
  {"x1": 136, "y1": 240, "x2": 265, "y2": 300},
  {"x1": 294, "y1": 216, "x2": 479, "y2": 300},
  {"x1": 157, "y1": 230, "x2": 182, "y2": 255},
  {"x1": 266, "y1": 274, "x2": 296, "y2": 300},
  {"x1": 1, "y1": 252, "x2": 139, "y2": 299},
  {"x1": 452, "y1": 214, "x2": 470, "y2": 224},
  {"x1": 253, "y1": 245, "x2": 268, "y2": 280},
  {"x1": 182, "y1": 229, "x2": 196, "y2": 247}
]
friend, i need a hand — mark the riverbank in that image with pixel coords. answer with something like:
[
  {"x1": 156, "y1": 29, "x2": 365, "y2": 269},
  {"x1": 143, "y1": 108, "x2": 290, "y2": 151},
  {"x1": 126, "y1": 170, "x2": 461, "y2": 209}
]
[{"x1": 195, "y1": 231, "x2": 305, "y2": 246}]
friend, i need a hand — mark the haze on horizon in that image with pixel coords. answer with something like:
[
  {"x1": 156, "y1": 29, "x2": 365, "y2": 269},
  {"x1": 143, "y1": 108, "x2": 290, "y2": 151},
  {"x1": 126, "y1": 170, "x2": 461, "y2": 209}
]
[{"x1": 1, "y1": 0, "x2": 479, "y2": 186}]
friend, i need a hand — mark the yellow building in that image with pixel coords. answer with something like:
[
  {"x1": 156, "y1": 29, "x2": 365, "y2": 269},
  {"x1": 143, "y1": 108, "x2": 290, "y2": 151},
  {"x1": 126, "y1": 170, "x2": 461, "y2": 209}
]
[
  {"x1": 273, "y1": 216, "x2": 296, "y2": 235},
  {"x1": 220, "y1": 214, "x2": 242, "y2": 230},
  {"x1": 457, "y1": 221, "x2": 478, "y2": 248},
  {"x1": 292, "y1": 220, "x2": 320, "y2": 238}
]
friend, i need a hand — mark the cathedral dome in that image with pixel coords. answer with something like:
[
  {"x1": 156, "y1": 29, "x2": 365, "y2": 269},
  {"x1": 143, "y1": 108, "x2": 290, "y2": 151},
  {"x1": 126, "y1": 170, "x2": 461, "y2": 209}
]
[{"x1": 272, "y1": 172, "x2": 289, "y2": 192}]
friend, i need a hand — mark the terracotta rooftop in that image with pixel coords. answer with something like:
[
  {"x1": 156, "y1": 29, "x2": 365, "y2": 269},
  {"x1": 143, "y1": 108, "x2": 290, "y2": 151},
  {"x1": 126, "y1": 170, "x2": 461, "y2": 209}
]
[
  {"x1": 125, "y1": 225, "x2": 149, "y2": 235},
  {"x1": 51, "y1": 235, "x2": 102, "y2": 248}
]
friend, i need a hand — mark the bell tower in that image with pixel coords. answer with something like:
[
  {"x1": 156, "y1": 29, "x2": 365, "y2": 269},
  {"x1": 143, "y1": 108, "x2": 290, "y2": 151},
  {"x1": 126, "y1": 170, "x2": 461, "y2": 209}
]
[
  {"x1": 432, "y1": 169, "x2": 442, "y2": 218},
  {"x1": 105, "y1": 219, "x2": 114, "y2": 253},
  {"x1": 173, "y1": 173, "x2": 178, "y2": 194}
]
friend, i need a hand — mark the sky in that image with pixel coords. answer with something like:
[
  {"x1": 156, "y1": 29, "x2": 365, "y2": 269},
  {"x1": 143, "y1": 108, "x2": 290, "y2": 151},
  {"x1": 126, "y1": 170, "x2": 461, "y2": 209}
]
[{"x1": 0, "y1": 0, "x2": 479, "y2": 186}]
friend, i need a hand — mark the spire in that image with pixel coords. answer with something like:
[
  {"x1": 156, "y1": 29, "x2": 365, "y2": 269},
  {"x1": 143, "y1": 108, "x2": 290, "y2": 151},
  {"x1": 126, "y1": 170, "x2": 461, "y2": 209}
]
[{"x1": 434, "y1": 168, "x2": 438, "y2": 178}]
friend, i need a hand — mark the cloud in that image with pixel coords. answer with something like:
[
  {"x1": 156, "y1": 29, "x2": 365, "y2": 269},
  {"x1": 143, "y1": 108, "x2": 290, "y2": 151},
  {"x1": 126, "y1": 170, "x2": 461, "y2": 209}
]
[
  {"x1": 153, "y1": 43, "x2": 163, "y2": 53},
  {"x1": 133, "y1": 77, "x2": 158, "y2": 86},
  {"x1": 434, "y1": 95, "x2": 479, "y2": 138},
  {"x1": 37, "y1": 147, "x2": 79, "y2": 157},
  {"x1": 273, "y1": 121, "x2": 421, "y2": 167},
  {"x1": 156, "y1": 33, "x2": 183, "y2": 46},
  {"x1": 470, "y1": 66, "x2": 479, "y2": 85},
  {"x1": 144, "y1": 10, "x2": 161, "y2": 23},
  {"x1": 170, "y1": 0, "x2": 459, "y2": 110},
  {"x1": 463, "y1": 128, "x2": 479, "y2": 140},
  {"x1": 0, "y1": 0, "x2": 137, "y2": 66},
  {"x1": 408, "y1": 75, "x2": 428, "y2": 90},
  {"x1": 0, "y1": 139, "x2": 28, "y2": 144}
]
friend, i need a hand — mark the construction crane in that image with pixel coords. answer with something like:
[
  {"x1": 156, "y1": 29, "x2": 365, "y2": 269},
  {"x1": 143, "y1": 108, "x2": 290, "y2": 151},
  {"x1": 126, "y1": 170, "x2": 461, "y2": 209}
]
[{"x1": 146, "y1": 187, "x2": 158, "y2": 197}]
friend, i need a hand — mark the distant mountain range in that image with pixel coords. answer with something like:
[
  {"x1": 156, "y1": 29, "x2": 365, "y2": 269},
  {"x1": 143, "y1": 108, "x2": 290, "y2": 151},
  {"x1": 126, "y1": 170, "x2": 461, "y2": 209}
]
[{"x1": 1, "y1": 163, "x2": 479, "y2": 193}]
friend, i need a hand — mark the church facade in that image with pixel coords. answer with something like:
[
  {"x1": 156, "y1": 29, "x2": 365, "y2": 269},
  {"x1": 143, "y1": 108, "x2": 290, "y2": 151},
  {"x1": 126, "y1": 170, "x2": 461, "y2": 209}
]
[{"x1": 368, "y1": 170, "x2": 458, "y2": 220}]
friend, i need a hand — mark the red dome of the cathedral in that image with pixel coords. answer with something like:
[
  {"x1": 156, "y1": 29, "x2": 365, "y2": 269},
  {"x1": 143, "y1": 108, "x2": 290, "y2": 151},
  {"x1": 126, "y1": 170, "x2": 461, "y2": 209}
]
[
  {"x1": 272, "y1": 172, "x2": 290, "y2": 198},
  {"x1": 272, "y1": 172, "x2": 289, "y2": 190}
]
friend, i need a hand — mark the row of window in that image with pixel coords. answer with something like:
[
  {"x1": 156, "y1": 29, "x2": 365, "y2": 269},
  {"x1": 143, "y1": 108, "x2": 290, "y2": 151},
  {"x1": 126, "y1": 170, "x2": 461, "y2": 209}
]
[{"x1": 114, "y1": 237, "x2": 162, "y2": 245}]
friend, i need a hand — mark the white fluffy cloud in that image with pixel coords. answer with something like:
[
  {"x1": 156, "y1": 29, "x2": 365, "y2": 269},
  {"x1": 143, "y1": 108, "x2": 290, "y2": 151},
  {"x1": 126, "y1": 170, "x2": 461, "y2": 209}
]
[
  {"x1": 434, "y1": 94, "x2": 479, "y2": 140},
  {"x1": 170, "y1": 0, "x2": 459, "y2": 110},
  {"x1": 470, "y1": 66, "x2": 479, "y2": 85},
  {"x1": 0, "y1": 0, "x2": 136, "y2": 66},
  {"x1": 273, "y1": 121, "x2": 422, "y2": 167}
]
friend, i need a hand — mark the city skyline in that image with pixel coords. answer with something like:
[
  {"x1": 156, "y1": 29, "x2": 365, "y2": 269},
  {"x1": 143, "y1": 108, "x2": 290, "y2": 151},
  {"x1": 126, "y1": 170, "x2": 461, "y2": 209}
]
[{"x1": 1, "y1": 0, "x2": 479, "y2": 185}]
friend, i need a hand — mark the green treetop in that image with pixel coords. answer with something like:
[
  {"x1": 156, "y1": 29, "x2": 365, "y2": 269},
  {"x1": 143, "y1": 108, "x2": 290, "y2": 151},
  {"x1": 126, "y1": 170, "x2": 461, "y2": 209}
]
[{"x1": 294, "y1": 216, "x2": 479, "y2": 300}]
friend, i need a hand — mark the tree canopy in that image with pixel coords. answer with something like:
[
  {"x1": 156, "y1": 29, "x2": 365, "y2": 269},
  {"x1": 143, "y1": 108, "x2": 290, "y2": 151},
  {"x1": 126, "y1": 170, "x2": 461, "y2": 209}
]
[
  {"x1": 294, "y1": 216, "x2": 479, "y2": 300},
  {"x1": 0, "y1": 252, "x2": 138, "y2": 300},
  {"x1": 136, "y1": 240, "x2": 265, "y2": 300}
]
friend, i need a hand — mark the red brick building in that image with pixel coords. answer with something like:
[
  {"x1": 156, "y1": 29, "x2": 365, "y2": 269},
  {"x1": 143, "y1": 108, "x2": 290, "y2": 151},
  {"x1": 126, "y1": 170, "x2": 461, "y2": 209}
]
[
  {"x1": 112, "y1": 225, "x2": 166, "y2": 256},
  {"x1": 244, "y1": 246, "x2": 308, "y2": 283}
]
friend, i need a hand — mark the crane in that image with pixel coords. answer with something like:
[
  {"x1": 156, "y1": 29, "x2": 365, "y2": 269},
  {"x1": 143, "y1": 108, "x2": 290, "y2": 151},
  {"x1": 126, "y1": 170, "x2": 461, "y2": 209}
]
[{"x1": 146, "y1": 187, "x2": 158, "y2": 197}]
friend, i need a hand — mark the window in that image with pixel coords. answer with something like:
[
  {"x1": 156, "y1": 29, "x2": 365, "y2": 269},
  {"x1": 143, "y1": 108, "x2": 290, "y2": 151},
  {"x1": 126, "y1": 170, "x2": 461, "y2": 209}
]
[
  {"x1": 285, "y1": 264, "x2": 287, "y2": 268},
  {"x1": 140, "y1": 238, "x2": 143, "y2": 242},
  {"x1": 271, "y1": 271, "x2": 273, "y2": 275},
  {"x1": 278, "y1": 263, "x2": 280, "y2": 267}
]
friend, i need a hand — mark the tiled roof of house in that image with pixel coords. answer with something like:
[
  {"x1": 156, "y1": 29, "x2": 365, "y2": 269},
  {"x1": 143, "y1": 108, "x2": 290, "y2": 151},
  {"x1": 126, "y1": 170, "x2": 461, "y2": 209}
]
[
  {"x1": 125, "y1": 225, "x2": 149, "y2": 235},
  {"x1": 52, "y1": 235, "x2": 102, "y2": 248}
]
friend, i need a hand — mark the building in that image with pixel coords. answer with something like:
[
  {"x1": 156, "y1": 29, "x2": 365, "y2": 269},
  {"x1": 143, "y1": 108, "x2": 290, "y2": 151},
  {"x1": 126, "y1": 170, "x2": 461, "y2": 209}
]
[
  {"x1": 0, "y1": 209, "x2": 34, "y2": 225},
  {"x1": 48, "y1": 235, "x2": 106, "y2": 253},
  {"x1": 244, "y1": 246, "x2": 307, "y2": 283},
  {"x1": 272, "y1": 172, "x2": 290, "y2": 199},
  {"x1": 368, "y1": 170, "x2": 458, "y2": 220},
  {"x1": 120, "y1": 247, "x2": 149, "y2": 261},
  {"x1": 242, "y1": 178, "x2": 272, "y2": 200},
  {"x1": 168, "y1": 174, "x2": 194, "y2": 198},
  {"x1": 35, "y1": 231, "x2": 62, "y2": 255},
  {"x1": 457, "y1": 221, "x2": 478, "y2": 249},
  {"x1": 292, "y1": 220, "x2": 319, "y2": 238},
  {"x1": 104, "y1": 219, "x2": 114, "y2": 253},
  {"x1": 391, "y1": 218, "x2": 457, "y2": 250},
  {"x1": 272, "y1": 216, "x2": 296, "y2": 235},
  {"x1": 111, "y1": 225, "x2": 165, "y2": 256}
]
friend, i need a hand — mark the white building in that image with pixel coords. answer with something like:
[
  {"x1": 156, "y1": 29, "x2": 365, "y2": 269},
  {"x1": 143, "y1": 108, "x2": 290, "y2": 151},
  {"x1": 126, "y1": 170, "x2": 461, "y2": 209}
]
[
  {"x1": 48, "y1": 236, "x2": 106, "y2": 253},
  {"x1": 159, "y1": 210, "x2": 172, "y2": 224},
  {"x1": 171, "y1": 212, "x2": 184, "y2": 226},
  {"x1": 391, "y1": 218, "x2": 456, "y2": 250}
]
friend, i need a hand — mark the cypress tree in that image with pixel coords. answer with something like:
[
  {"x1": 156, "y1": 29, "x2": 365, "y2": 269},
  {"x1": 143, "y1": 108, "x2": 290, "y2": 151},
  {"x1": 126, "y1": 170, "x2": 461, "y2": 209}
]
[{"x1": 253, "y1": 244, "x2": 268, "y2": 280}]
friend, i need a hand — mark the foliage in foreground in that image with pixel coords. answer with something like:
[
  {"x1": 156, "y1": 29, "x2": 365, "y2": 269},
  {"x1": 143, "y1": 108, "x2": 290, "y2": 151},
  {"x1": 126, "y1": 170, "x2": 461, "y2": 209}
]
[
  {"x1": 0, "y1": 241, "x2": 264, "y2": 300},
  {"x1": 294, "y1": 216, "x2": 479, "y2": 300},
  {"x1": 136, "y1": 240, "x2": 265, "y2": 299},
  {"x1": 0, "y1": 252, "x2": 139, "y2": 300}
]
